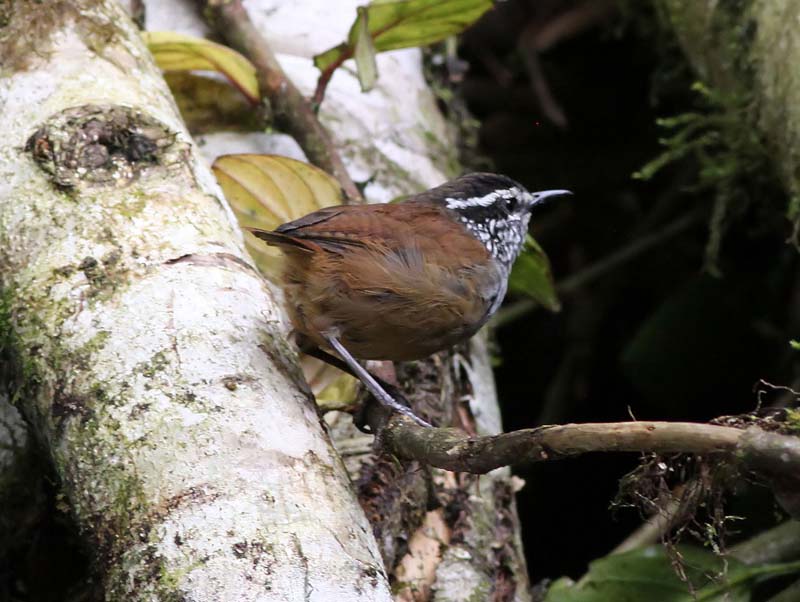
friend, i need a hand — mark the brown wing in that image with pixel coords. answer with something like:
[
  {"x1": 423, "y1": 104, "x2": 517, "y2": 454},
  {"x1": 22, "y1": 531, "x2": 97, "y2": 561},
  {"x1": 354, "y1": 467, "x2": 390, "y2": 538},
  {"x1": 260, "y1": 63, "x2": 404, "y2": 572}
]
[
  {"x1": 249, "y1": 201, "x2": 500, "y2": 360},
  {"x1": 250, "y1": 202, "x2": 489, "y2": 269}
]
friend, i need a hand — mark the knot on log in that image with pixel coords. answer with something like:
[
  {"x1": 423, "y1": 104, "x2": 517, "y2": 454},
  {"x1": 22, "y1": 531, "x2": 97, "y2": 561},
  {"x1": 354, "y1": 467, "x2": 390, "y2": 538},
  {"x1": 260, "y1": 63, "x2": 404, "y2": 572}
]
[{"x1": 25, "y1": 105, "x2": 184, "y2": 190}]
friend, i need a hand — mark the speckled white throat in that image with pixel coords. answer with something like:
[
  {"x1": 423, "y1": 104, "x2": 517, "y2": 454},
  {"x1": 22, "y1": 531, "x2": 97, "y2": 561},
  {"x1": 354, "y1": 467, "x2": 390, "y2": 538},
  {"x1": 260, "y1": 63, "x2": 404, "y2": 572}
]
[
  {"x1": 442, "y1": 186, "x2": 568, "y2": 271},
  {"x1": 444, "y1": 187, "x2": 534, "y2": 270}
]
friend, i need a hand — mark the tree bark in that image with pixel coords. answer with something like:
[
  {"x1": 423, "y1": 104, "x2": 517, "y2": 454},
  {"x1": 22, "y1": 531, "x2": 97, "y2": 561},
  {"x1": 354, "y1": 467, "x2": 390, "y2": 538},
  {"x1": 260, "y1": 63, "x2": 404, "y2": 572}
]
[
  {"x1": 143, "y1": 1, "x2": 534, "y2": 600},
  {"x1": 0, "y1": 1, "x2": 389, "y2": 600},
  {"x1": 659, "y1": 0, "x2": 800, "y2": 205}
]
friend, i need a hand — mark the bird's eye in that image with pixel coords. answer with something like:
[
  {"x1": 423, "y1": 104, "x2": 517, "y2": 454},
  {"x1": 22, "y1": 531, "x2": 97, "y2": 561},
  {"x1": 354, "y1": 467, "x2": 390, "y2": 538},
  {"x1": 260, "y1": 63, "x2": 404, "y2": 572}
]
[{"x1": 504, "y1": 197, "x2": 518, "y2": 212}]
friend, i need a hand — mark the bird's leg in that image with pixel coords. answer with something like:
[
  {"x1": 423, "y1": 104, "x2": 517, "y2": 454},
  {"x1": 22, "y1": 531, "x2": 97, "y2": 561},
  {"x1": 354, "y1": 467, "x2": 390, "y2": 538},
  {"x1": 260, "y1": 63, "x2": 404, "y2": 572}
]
[
  {"x1": 298, "y1": 339, "x2": 413, "y2": 432},
  {"x1": 301, "y1": 344, "x2": 403, "y2": 401},
  {"x1": 322, "y1": 334, "x2": 432, "y2": 428},
  {"x1": 298, "y1": 341, "x2": 357, "y2": 379}
]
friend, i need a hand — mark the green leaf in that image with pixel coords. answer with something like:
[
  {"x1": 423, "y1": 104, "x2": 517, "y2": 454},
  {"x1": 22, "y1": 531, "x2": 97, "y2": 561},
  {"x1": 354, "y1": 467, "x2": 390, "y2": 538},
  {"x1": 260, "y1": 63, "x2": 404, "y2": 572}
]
[
  {"x1": 144, "y1": 31, "x2": 259, "y2": 104},
  {"x1": 544, "y1": 545, "x2": 800, "y2": 602},
  {"x1": 313, "y1": 0, "x2": 492, "y2": 76},
  {"x1": 508, "y1": 235, "x2": 560, "y2": 313},
  {"x1": 790, "y1": 340, "x2": 800, "y2": 350},
  {"x1": 353, "y1": 6, "x2": 379, "y2": 92}
]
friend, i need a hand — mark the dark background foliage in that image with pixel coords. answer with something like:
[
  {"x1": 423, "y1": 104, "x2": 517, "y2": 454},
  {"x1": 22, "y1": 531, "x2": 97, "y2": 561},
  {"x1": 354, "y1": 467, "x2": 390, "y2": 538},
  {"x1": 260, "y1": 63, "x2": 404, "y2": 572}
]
[
  {"x1": 455, "y1": 0, "x2": 796, "y2": 582},
  {"x1": 3, "y1": 2, "x2": 799, "y2": 600}
]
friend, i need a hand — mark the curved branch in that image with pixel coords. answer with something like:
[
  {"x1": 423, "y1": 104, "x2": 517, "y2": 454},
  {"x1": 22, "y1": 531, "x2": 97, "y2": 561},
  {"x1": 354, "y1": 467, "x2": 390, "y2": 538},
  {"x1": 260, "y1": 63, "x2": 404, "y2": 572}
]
[
  {"x1": 493, "y1": 210, "x2": 703, "y2": 327},
  {"x1": 199, "y1": 0, "x2": 363, "y2": 203},
  {"x1": 373, "y1": 410, "x2": 800, "y2": 483},
  {"x1": 376, "y1": 415, "x2": 743, "y2": 473},
  {"x1": 312, "y1": 57, "x2": 346, "y2": 108}
]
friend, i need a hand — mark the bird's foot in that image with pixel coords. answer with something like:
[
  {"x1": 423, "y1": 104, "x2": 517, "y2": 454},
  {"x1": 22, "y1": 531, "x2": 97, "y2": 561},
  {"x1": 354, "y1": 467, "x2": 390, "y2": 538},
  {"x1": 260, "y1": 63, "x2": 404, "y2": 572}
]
[{"x1": 322, "y1": 334, "x2": 432, "y2": 429}]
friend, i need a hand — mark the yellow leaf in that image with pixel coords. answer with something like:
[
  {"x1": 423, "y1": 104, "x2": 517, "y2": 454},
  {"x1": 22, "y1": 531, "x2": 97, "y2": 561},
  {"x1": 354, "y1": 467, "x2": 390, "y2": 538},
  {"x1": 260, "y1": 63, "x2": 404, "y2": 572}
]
[
  {"x1": 144, "y1": 31, "x2": 259, "y2": 104},
  {"x1": 163, "y1": 72, "x2": 259, "y2": 134},
  {"x1": 212, "y1": 154, "x2": 344, "y2": 276}
]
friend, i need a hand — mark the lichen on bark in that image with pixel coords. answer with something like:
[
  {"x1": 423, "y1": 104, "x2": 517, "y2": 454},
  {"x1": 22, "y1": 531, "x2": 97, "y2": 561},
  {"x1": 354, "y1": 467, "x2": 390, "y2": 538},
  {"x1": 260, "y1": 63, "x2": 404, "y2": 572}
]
[
  {"x1": 660, "y1": 0, "x2": 800, "y2": 234},
  {"x1": 0, "y1": 1, "x2": 392, "y2": 599}
]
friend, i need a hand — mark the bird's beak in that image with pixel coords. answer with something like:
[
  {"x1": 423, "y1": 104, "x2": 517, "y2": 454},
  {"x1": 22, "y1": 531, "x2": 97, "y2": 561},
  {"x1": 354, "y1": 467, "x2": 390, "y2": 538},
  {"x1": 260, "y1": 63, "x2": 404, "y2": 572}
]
[{"x1": 530, "y1": 189, "x2": 572, "y2": 207}]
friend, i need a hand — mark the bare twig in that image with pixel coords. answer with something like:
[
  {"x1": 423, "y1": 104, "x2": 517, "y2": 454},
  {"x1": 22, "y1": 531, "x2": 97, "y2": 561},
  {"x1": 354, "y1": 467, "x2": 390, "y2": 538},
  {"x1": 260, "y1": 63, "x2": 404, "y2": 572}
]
[
  {"x1": 199, "y1": 0, "x2": 363, "y2": 202},
  {"x1": 516, "y1": 42, "x2": 568, "y2": 128},
  {"x1": 309, "y1": 13, "x2": 402, "y2": 106},
  {"x1": 467, "y1": 43, "x2": 514, "y2": 87},
  {"x1": 368, "y1": 406, "x2": 800, "y2": 485},
  {"x1": 558, "y1": 212, "x2": 702, "y2": 295},
  {"x1": 731, "y1": 521, "x2": 800, "y2": 565},
  {"x1": 610, "y1": 488, "x2": 684, "y2": 555},
  {"x1": 372, "y1": 412, "x2": 743, "y2": 473},
  {"x1": 313, "y1": 58, "x2": 345, "y2": 109},
  {"x1": 513, "y1": 0, "x2": 617, "y2": 129},
  {"x1": 528, "y1": 0, "x2": 617, "y2": 53}
]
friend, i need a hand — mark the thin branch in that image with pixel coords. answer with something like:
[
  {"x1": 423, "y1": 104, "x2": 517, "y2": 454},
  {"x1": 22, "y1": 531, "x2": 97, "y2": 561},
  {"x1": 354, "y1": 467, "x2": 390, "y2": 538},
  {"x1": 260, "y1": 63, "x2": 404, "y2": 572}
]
[
  {"x1": 311, "y1": 12, "x2": 418, "y2": 106},
  {"x1": 513, "y1": 0, "x2": 617, "y2": 128},
  {"x1": 731, "y1": 521, "x2": 800, "y2": 565},
  {"x1": 371, "y1": 411, "x2": 744, "y2": 473},
  {"x1": 371, "y1": 412, "x2": 800, "y2": 493},
  {"x1": 199, "y1": 0, "x2": 363, "y2": 203},
  {"x1": 558, "y1": 211, "x2": 702, "y2": 295},
  {"x1": 610, "y1": 489, "x2": 683, "y2": 555},
  {"x1": 528, "y1": 0, "x2": 617, "y2": 53},
  {"x1": 517, "y1": 41, "x2": 567, "y2": 128},
  {"x1": 468, "y1": 44, "x2": 514, "y2": 88},
  {"x1": 312, "y1": 58, "x2": 346, "y2": 108}
]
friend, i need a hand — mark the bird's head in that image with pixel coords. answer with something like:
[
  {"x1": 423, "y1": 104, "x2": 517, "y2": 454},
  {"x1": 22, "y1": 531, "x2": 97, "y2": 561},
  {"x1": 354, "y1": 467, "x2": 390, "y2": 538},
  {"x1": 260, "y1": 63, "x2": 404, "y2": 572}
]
[{"x1": 431, "y1": 172, "x2": 570, "y2": 269}]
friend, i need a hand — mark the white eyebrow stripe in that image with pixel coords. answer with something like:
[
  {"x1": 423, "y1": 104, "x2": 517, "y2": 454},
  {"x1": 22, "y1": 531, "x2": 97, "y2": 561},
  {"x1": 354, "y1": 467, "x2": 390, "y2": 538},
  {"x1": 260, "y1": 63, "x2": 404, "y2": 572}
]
[{"x1": 444, "y1": 187, "x2": 522, "y2": 210}]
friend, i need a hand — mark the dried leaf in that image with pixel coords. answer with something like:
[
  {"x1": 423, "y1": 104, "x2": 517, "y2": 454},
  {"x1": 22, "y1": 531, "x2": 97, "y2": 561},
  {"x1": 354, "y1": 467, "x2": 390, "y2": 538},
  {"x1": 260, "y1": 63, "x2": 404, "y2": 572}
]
[
  {"x1": 163, "y1": 72, "x2": 259, "y2": 134},
  {"x1": 144, "y1": 31, "x2": 259, "y2": 104},
  {"x1": 212, "y1": 154, "x2": 343, "y2": 277}
]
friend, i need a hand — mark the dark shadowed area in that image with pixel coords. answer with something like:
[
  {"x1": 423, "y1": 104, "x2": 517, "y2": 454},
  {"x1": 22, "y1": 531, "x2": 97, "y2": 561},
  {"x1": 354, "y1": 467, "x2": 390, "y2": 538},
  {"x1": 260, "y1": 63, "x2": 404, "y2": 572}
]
[{"x1": 456, "y1": 0, "x2": 796, "y2": 584}]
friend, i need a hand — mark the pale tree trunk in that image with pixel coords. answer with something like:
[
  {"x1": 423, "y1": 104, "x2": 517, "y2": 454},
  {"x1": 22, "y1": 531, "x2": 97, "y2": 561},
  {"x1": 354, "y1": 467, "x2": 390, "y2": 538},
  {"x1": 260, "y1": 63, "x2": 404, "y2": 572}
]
[
  {"x1": 0, "y1": 0, "x2": 533, "y2": 600},
  {"x1": 0, "y1": 1, "x2": 389, "y2": 599},
  {"x1": 164, "y1": 0, "x2": 531, "y2": 598}
]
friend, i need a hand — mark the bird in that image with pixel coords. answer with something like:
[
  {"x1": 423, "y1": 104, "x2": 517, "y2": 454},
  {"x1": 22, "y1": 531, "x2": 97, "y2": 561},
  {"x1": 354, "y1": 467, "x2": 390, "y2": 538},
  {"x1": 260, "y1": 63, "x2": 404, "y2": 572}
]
[{"x1": 247, "y1": 173, "x2": 569, "y2": 426}]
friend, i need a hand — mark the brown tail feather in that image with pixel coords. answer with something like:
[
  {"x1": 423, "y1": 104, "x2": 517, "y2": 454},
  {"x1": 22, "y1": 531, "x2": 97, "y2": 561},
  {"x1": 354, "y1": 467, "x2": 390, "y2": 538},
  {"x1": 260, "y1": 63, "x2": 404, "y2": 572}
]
[{"x1": 244, "y1": 227, "x2": 317, "y2": 252}]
